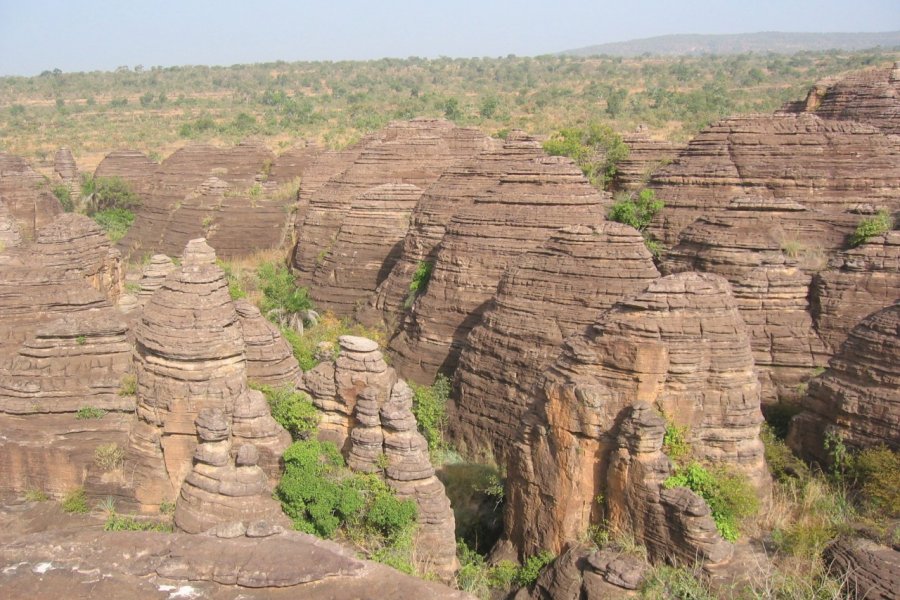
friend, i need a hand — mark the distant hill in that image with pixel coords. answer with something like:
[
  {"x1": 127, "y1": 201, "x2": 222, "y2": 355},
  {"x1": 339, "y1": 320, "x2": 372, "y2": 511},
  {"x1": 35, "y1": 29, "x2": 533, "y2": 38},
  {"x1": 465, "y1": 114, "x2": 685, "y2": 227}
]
[{"x1": 561, "y1": 31, "x2": 900, "y2": 57}]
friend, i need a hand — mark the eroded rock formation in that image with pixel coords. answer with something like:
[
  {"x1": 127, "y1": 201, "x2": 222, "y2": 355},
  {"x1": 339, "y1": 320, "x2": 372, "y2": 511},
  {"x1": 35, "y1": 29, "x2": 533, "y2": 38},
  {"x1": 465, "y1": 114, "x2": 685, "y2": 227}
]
[
  {"x1": 293, "y1": 119, "x2": 491, "y2": 286},
  {"x1": 235, "y1": 300, "x2": 303, "y2": 389},
  {"x1": 303, "y1": 336, "x2": 458, "y2": 579},
  {"x1": 0, "y1": 153, "x2": 62, "y2": 240},
  {"x1": 451, "y1": 223, "x2": 660, "y2": 461},
  {"x1": 504, "y1": 272, "x2": 769, "y2": 557},
  {"x1": 823, "y1": 526, "x2": 900, "y2": 600},
  {"x1": 789, "y1": 303, "x2": 900, "y2": 463},
  {"x1": 389, "y1": 155, "x2": 610, "y2": 385},
  {"x1": 174, "y1": 408, "x2": 287, "y2": 533},
  {"x1": 812, "y1": 231, "x2": 900, "y2": 354},
  {"x1": 360, "y1": 132, "x2": 543, "y2": 329},
  {"x1": 613, "y1": 130, "x2": 683, "y2": 191},
  {"x1": 310, "y1": 183, "x2": 423, "y2": 315},
  {"x1": 663, "y1": 198, "x2": 830, "y2": 403},
  {"x1": 126, "y1": 238, "x2": 289, "y2": 507}
]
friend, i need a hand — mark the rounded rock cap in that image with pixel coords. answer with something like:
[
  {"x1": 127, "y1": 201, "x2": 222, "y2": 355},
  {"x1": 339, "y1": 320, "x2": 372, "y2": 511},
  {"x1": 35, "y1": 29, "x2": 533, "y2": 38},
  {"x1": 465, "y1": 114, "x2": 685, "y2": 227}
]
[
  {"x1": 338, "y1": 335, "x2": 379, "y2": 353},
  {"x1": 182, "y1": 238, "x2": 217, "y2": 267}
]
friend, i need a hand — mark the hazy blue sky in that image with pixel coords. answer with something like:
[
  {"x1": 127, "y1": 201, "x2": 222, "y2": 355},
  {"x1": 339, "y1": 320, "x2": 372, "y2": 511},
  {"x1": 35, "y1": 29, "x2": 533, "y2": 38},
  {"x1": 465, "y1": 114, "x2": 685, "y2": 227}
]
[{"x1": 1, "y1": 0, "x2": 897, "y2": 76}]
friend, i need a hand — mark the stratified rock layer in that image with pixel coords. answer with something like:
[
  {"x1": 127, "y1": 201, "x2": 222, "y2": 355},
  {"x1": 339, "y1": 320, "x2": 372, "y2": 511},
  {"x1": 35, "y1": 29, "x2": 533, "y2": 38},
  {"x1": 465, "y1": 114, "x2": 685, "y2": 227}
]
[
  {"x1": 647, "y1": 114, "x2": 900, "y2": 246},
  {"x1": 310, "y1": 183, "x2": 423, "y2": 315},
  {"x1": 0, "y1": 153, "x2": 62, "y2": 240},
  {"x1": 789, "y1": 303, "x2": 900, "y2": 463},
  {"x1": 504, "y1": 272, "x2": 769, "y2": 557},
  {"x1": 663, "y1": 199, "x2": 830, "y2": 403},
  {"x1": 235, "y1": 300, "x2": 303, "y2": 389},
  {"x1": 360, "y1": 132, "x2": 541, "y2": 329},
  {"x1": 293, "y1": 119, "x2": 491, "y2": 286},
  {"x1": 304, "y1": 336, "x2": 458, "y2": 580},
  {"x1": 389, "y1": 155, "x2": 610, "y2": 385},
  {"x1": 126, "y1": 239, "x2": 289, "y2": 507},
  {"x1": 0, "y1": 201, "x2": 22, "y2": 249},
  {"x1": 823, "y1": 528, "x2": 900, "y2": 600},
  {"x1": 174, "y1": 408, "x2": 288, "y2": 533},
  {"x1": 613, "y1": 131, "x2": 683, "y2": 191},
  {"x1": 812, "y1": 231, "x2": 900, "y2": 353},
  {"x1": 452, "y1": 223, "x2": 660, "y2": 461}
]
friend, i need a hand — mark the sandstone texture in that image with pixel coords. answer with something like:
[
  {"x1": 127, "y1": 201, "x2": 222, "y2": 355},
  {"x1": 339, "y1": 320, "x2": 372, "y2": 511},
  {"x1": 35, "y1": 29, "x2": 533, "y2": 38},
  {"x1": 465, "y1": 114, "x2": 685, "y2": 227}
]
[
  {"x1": 613, "y1": 130, "x2": 683, "y2": 191},
  {"x1": 504, "y1": 272, "x2": 769, "y2": 557},
  {"x1": 360, "y1": 131, "x2": 542, "y2": 329},
  {"x1": 812, "y1": 231, "x2": 900, "y2": 354},
  {"x1": 303, "y1": 336, "x2": 459, "y2": 579},
  {"x1": 0, "y1": 201, "x2": 22, "y2": 249},
  {"x1": 0, "y1": 503, "x2": 473, "y2": 599},
  {"x1": 823, "y1": 526, "x2": 900, "y2": 600},
  {"x1": 310, "y1": 183, "x2": 424, "y2": 315},
  {"x1": 389, "y1": 155, "x2": 610, "y2": 385},
  {"x1": 292, "y1": 118, "x2": 492, "y2": 287},
  {"x1": 789, "y1": 303, "x2": 900, "y2": 463},
  {"x1": 126, "y1": 239, "x2": 289, "y2": 507},
  {"x1": 646, "y1": 114, "x2": 900, "y2": 247},
  {"x1": 0, "y1": 153, "x2": 63, "y2": 240},
  {"x1": 663, "y1": 198, "x2": 830, "y2": 403},
  {"x1": 235, "y1": 300, "x2": 303, "y2": 389},
  {"x1": 174, "y1": 408, "x2": 288, "y2": 533},
  {"x1": 452, "y1": 223, "x2": 660, "y2": 462}
]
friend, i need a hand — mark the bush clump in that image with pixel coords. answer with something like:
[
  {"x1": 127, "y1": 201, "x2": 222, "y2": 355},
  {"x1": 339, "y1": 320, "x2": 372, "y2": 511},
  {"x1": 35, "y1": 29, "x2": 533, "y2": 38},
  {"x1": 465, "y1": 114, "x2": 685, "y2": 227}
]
[
  {"x1": 280, "y1": 312, "x2": 383, "y2": 372},
  {"x1": 258, "y1": 261, "x2": 312, "y2": 319},
  {"x1": 664, "y1": 462, "x2": 759, "y2": 541},
  {"x1": 849, "y1": 210, "x2": 893, "y2": 247},
  {"x1": 251, "y1": 383, "x2": 318, "y2": 440},
  {"x1": 276, "y1": 439, "x2": 417, "y2": 541},
  {"x1": 608, "y1": 189, "x2": 664, "y2": 232},
  {"x1": 52, "y1": 184, "x2": 74, "y2": 212},
  {"x1": 61, "y1": 488, "x2": 89, "y2": 513},
  {"x1": 92, "y1": 208, "x2": 136, "y2": 242},
  {"x1": 410, "y1": 374, "x2": 451, "y2": 455},
  {"x1": 76, "y1": 406, "x2": 107, "y2": 419},
  {"x1": 104, "y1": 514, "x2": 173, "y2": 532},
  {"x1": 542, "y1": 123, "x2": 629, "y2": 189},
  {"x1": 404, "y1": 261, "x2": 433, "y2": 308}
]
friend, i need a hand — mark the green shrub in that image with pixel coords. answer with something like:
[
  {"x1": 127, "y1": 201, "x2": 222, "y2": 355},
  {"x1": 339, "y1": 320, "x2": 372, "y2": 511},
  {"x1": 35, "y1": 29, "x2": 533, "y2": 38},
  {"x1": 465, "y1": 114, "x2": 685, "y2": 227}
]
[
  {"x1": 543, "y1": 123, "x2": 629, "y2": 189},
  {"x1": 662, "y1": 420, "x2": 691, "y2": 465},
  {"x1": 251, "y1": 383, "x2": 318, "y2": 440},
  {"x1": 62, "y1": 488, "x2": 89, "y2": 513},
  {"x1": 25, "y1": 489, "x2": 49, "y2": 502},
  {"x1": 76, "y1": 406, "x2": 107, "y2": 419},
  {"x1": 94, "y1": 443, "x2": 125, "y2": 471},
  {"x1": 80, "y1": 174, "x2": 141, "y2": 214},
  {"x1": 280, "y1": 312, "x2": 384, "y2": 372},
  {"x1": 410, "y1": 374, "x2": 451, "y2": 454},
  {"x1": 217, "y1": 260, "x2": 247, "y2": 300},
  {"x1": 853, "y1": 445, "x2": 900, "y2": 517},
  {"x1": 514, "y1": 551, "x2": 556, "y2": 588},
  {"x1": 275, "y1": 440, "x2": 418, "y2": 542},
  {"x1": 118, "y1": 374, "x2": 137, "y2": 396},
  {"x1": 608, "y1": 189, "x2": 664, "y2": 232},
  {"x1": 92, "y1": 208, "x2": 135, "y2": 242},
  {"x1": 104, "y1": 514, "x2": 173, "y2": 532},
  {"x1": 455, "y1": 542, "x2": 518, "y2": 599},
  {"x1": 664, "y1": 462, "x2": 759, "y2": 542},
  {"x1": 76, "y1": 335, "x2": 87, "y2": 345},
  {"x1": 258, "y1": 261, "x2": 312, "y2": 319},
  {"x1": 404, "y1": 261, "x2": 433, "y2": 308},
  {"x1": 52, "y1": 184, "x2": 74, "y2": 212},
  {"x1": 761, "y1": 423, "x2": 808, "y2": 482},
  {"x1": 849, "y1": 210, "x2": 893, "y2": 247}
]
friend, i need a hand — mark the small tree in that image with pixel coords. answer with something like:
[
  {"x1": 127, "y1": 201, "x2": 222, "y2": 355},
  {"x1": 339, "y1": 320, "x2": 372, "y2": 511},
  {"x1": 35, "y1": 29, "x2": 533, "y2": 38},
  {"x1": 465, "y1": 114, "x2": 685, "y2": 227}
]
[
  {"x1": 543, "y1": 123, "x2": 629, "y2": 190},
  {"x1": 608, "y1": 189, "x2": 664, "y2": 232}
]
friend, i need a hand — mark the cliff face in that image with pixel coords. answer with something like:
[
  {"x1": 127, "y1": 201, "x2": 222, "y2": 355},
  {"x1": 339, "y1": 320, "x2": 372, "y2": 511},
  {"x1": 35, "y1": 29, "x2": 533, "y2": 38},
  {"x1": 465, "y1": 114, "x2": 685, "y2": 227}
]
[
  {"x1": 388, "y1": 156, "x2": 610, "y2": 386},
  {"x1": 0, "y1": 153, "x2": 63, "y2": 240},
  {"x1": 451, "y1": 223, "x2": 659, "y2": 462},
  {"x1": 504, "y1": 273, "x2": 769, "y2": 557},
  {"x1": 789, "y1": 303, "x2": 900, "y2": 463}
]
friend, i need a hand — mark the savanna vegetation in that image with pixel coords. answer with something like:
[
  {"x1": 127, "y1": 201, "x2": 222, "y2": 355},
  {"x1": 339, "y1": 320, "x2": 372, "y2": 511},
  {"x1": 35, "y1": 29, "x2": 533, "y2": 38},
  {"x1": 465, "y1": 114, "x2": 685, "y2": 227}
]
[{"x1": 2, "y1": 50, "x2": 897, "y2": 171}]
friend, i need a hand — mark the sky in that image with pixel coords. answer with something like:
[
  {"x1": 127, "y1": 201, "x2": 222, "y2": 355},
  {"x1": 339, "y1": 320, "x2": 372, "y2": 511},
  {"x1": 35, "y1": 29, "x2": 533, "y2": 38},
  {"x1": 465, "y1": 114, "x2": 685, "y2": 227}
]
[{"x1": 0, "y1": 0, "x2": 898, "y2": 76}]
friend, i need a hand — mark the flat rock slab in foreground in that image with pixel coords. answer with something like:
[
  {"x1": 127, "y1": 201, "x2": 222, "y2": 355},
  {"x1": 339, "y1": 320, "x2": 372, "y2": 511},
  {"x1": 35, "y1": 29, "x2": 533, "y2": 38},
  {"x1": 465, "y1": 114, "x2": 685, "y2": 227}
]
[{"x1": 0, "y1": 505, "x2": 472, "y2": 599}]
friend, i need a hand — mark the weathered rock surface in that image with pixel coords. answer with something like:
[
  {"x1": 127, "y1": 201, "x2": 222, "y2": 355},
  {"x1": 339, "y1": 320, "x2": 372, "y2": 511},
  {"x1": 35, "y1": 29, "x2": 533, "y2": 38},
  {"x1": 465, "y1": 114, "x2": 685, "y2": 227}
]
[
  {"x1": 0, "y1": 201, "x2": 23, "y2": 249},
  {"x1": 389, "y1": 155, "x2": 610, "y2": 385},
  {"x1": 311, "y1": 183, "x2": 423, "y2": 315},
  {"x1": 174, "y1": 408, "x2": 288, "y2": 534},
  {"x1": 614, "y1": 130, "x2": 683, "y2": 191},
  {"x1": 812, "y1": 231, "x2": 900, "y2": 354},
  {"x1": 0, "y1": 153, "x2": 62, "y2": 240},
  {"x1": 93, "y1": 149, "x2": 157, "y2": 198},
  {"x1": 235, "y1": 300, "x2": 303, "y2": 389},
  {"x1": 647, "y1": 114, "x2": 900, "y2": 246},
  {"x1": 504, "y1": 272, "x2": 769, "y2": 557},
  {"x1": 136, "y1": 254, "x2": 176, "y2": 305},
  {"x1": 293, "y1": 119, "x2": 492, "y2": 286},
  {"x1": 360, "y1": 132, "x2": 542, "y2": 329},
  {"x1": 784, "y1": 63, "x2": 900, "y2": 134},
  {"x1": 663, "y1": 198, "x2": 830, "y2": 403},
  {"x1": 304, "y1": 336, "x2": 459, "y2": 579},
  {"x1": 0, "y1": 503, "x2": 473, "y2": 599},
  {"x1": 126, "y1": 239, "x2": 289, "y2": 507},
  {"x1": 823, "y1": 526, "x2": 900, "y2": 600},
  {"x1": 52, "y1": 147, "x2": 79, "y2": 200},
  {"x1": 452, "y1": 223, "x2": 660, "y2": 461},
  {"x1": 789, "y1": 303, "x2": 900, "y2": 463}
]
